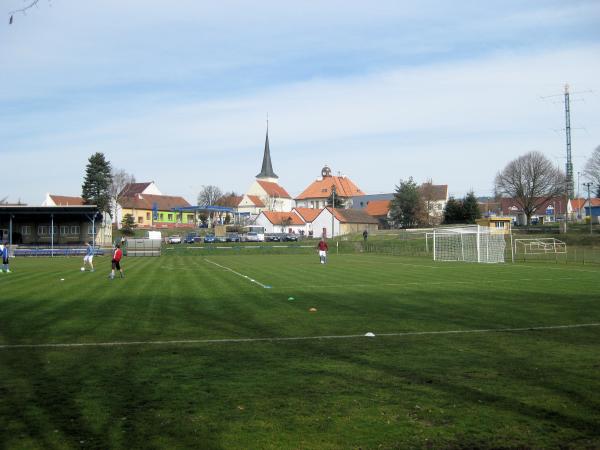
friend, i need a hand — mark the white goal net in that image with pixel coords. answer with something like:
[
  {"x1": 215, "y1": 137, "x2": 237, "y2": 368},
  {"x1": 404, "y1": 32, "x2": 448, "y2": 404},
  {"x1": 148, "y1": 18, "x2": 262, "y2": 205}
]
[{"x1": 431, "y1": 225, "x2": 506, "y2": 263}]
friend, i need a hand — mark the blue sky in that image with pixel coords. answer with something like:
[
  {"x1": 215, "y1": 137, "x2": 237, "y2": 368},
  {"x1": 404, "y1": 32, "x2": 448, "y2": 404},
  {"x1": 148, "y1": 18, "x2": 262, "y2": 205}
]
[{"x1": 1, "y1": 0, "x2": 599, "y2": 205}]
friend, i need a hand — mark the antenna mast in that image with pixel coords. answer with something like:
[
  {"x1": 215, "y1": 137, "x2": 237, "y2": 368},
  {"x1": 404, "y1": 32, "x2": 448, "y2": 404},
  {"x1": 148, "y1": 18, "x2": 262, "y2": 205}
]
[{"x1": 564, "y1": 84, "x2": 574, "y2": 199}]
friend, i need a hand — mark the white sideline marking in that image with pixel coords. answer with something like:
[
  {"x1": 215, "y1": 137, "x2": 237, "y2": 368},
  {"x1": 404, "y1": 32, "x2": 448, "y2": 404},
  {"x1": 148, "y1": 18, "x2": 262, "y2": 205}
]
[
  {"x1": 1, "y1": 323, "x2": 598, "y2": 350},
  {"x1": 271, "y1": 277, "x2": 575, "y2": 290},
  {"x1": 204, "y1": 258, "x2": 269, "y2": 289}
]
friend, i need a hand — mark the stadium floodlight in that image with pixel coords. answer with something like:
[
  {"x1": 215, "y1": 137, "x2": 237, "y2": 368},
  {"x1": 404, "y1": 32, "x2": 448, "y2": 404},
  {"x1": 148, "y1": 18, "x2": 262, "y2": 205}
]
[{"x1": 432, "y1": 225, "x2": 506, "y2": 263}]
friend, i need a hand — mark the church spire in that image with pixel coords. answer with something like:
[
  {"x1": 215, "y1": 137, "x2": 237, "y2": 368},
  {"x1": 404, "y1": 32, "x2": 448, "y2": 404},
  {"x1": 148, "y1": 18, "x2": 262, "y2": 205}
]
[{"x1": 256, "y1": 121, "x2": 278, "y2": 180}]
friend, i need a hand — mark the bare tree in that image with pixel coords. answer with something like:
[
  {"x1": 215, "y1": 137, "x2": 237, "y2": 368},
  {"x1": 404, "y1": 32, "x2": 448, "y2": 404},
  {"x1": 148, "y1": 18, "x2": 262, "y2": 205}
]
[
  {"x1": 197, "y1": 185, "x2": 223, "y2": 222},
  {"x1": 583, "y1": 145, "x2": 600, "y2": 187},
  {"x1": 109, "y1": 168, "x2": 136, "y2": 223},
  {"x1": 494, "y1": 151, "x2": 565, "y2": 225},
  {"x1": 9, "y1": 0, "x2": 45, "y2": 25}
]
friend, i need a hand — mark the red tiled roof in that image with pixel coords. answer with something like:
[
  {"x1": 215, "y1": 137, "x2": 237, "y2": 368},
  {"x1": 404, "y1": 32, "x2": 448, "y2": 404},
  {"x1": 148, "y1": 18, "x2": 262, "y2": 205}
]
[
  {"x1": 292, "y1": 207, "x2": 322, "y2": 223},
  {"x1": 256, "y1": 181, "x2": 291, "y2": 199},
  {"x1": 570, "y1": 198, "x2": 586, "y2": 209},
  {"x1": 217, "y1": 195, "x2": 243, "y2": 208},
  {"x1": 50, "y1": 195, "x2": 85, "y2": 206},
  {"x1": 119, "y1": 194, "x2": 191, "y2": 211},
  {"x1": 365, "y1": 200, "x2": 390, "y2": 217},
  {"x1": 261, "y1": 211, "x2": 306, "y2": 226},
  {"x1": 295, "y1": 176, "x2": 364, "y2": 200},
  {"x1": 247, "y1": 195, "x2": 265, "y2": 207},
  {"x1": 586, "y1": 198, "x2": 600, "y2": 207},
  {"x1": 119, "y1": 182, "x2": 152, "y2": 197}
]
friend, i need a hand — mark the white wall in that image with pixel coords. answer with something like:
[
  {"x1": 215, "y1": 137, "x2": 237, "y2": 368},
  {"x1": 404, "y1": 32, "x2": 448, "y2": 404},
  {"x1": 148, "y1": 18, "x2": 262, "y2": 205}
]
[{"x1": 311, "y1": 209, "x2": 340, "y2": 239}]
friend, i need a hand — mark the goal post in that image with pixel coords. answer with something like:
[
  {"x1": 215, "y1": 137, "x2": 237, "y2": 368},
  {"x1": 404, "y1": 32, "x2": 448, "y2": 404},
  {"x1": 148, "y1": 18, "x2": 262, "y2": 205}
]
[{"x1": 432, "y1": 225, "x2": 507, "y2": 263}]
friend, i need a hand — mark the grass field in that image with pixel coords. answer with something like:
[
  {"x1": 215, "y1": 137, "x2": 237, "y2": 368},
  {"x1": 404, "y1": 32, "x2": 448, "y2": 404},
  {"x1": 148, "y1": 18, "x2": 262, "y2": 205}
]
[{"x1": 1, "y1": 250, "x2": 599, "y2": 449}]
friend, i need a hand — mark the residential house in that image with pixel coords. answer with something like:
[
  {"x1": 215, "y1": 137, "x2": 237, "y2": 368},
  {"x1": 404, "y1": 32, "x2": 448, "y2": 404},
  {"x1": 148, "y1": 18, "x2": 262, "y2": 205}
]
[
  {"x1": 419, "y1": 182, "x2": 448, "y2": 226},
  {"x1": 295, "y1": 166, "x2": 365, "y2": 209},
  {"x1": 568, "y1": 198, "x2": 586, "y2": 221},
  {"x1": 42, "y1": 194, "x2": 85, "y2": 206},
  {"x1": 291, "y1": 207, "x2": 322, "y2": 236},
  {"x1": 118, "y1": 193, "x2": 193, "y2": 229},
  {"x1": 365, "y1": 200, "x2": 391, "y2": 229},
  {"x1": 499, "y1": 197, "x2": 568, "y2": 225},
  {"x1": 312, "y1": 207, "x2": 379, "y2": 239},
  {"x1": 583, "y1": 198, "x2": 600, "y2": 223},
  {"x1": 255, "y1": 211, "x2": 306, "y2": 234}
]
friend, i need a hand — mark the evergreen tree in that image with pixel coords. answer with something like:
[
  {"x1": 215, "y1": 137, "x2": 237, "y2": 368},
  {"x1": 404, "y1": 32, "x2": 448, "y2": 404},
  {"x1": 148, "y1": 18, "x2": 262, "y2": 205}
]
[
  {"x1": 389, "y1": 177, "x2": 422, "y2": 228},
  {"x1": 443, "y1": 197, "x2": 463, "y2": 224},
  {"x1": 462, "y1": 191, "x2": 481, "y2": 223},
  {"x1": 82, "y1": 153, "x2": 112, "y2": 214},
  {"x1": 121, "y1": 213, "x2": 137, "y2": 236},
  {"x1": 326, "y1": 186, "x2": 345, "y2": 208}
]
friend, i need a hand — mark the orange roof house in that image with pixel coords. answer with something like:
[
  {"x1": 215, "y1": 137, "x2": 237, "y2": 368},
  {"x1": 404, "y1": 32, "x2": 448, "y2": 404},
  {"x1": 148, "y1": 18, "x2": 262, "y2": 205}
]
[
  {"x1": 365, "y1": 200, "x2": 391, "y2": 218},
  {"x1": 292, "y1": 207, "x2": 322, "y2": 223},
  {"x1": 255, "y1": 210, "x2": 307, "y2": 234},
  {"x1": 295, "y1": 165, "x2": 365, "y2": 209}
]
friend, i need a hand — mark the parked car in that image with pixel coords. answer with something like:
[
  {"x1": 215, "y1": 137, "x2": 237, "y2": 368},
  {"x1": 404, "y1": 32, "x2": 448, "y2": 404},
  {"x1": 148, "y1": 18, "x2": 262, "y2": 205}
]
[
  {"x1": 283, "y1": 234, "x2": 298, "y2": 242},
  {"x1": 203, "y1": 234, "x2": 216, "y2": 243},
  {"x1": 245, "y1": 232, "x2": 260, "y2": 242},
  {"x1": 184, "y1": 233, "x2": 201, "y2": 244},
  {"x1": 265, "y1": 233, "x2": 281, "y2": 242},
  {"x1": 226, "y1": 233, "x2": 241, "y2": 242},
  {"x1": 215, "y1": 235, "x2": 227, "y2": 243},
  {"x1": 167, "y1": 235, "x2": 182, "y2": 244}
]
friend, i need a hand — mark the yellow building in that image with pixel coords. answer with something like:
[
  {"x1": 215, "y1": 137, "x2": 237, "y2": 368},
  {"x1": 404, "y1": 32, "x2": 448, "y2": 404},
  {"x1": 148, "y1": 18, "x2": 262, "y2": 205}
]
[{"x1": 476, "y1": 217, "x2": 512, "y2": 234}]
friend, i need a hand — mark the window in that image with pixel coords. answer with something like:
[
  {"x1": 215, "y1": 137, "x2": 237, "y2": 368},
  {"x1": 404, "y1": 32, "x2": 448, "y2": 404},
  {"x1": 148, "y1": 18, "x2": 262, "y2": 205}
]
[
  {"x1": 168, "y1": 214, "x2": 173, "y2": 221},
  {"x1": 138, "y1": 216, "x2": 143, "y2": 223},
  {"x1": 160, "y1": 213, "x2": 164, "y2": 220},
  {"x1": 187, "y1": 214, "x2": 194, "y2": 223},
  {"x1": 146, "y1": 212, "x2": 151, "y2": 220},
  {"x1": 38, "y1": 225, "x2": 58, "y2": 235},
  {"x1": 495, "y1": 222, "x2": 505, "y2": 229},
  {"x1": 60, "y1": 225, "x2": 70, "y2": 235},
  {"x1": 21, "y1": 226, "x2": 31, "y2": 235},
  {"x1": 71, "y1": 226, "x2": 80, "y2": 235}
]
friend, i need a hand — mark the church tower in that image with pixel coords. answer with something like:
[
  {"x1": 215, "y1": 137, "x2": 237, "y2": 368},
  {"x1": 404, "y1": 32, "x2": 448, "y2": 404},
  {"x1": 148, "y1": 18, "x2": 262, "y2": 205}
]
[{"x1": 255, "y1": 123, "x2": 279, "y2": 183}]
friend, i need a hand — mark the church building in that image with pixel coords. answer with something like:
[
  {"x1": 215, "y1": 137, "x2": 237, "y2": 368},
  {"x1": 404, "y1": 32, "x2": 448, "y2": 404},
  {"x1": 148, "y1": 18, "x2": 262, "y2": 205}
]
[{"x1": 238, "y1": 126, "x2": 294, "y2": 216}]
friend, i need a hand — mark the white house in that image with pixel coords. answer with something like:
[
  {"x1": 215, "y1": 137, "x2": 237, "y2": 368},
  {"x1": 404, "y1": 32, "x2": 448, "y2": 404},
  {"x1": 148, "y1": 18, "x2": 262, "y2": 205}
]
[
  {"x1": 255, "y1": 211, "x2": 306, "y2": 234},
  {"x1": 291, "y1": 207, "x2": 322, "y2": 236},
  {"x1": 312, "y1": 207, "x2": 379, "y2": 239}
]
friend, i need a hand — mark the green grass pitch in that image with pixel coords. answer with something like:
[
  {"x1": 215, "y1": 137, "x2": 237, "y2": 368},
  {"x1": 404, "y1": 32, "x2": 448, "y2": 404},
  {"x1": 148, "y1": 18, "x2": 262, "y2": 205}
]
[{"x1": 1, "y1": 251, "x2": 599, "y2": 449}]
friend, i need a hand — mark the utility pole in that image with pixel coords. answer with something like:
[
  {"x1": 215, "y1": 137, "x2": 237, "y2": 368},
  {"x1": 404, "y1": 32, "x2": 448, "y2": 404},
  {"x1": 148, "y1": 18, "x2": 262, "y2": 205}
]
[
  {"x1": 583, "y1": 182, "x2": 593, "y2": 235},
  {"x1": 331, "y1": 184, "x2": 336, "y2": 239}
]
